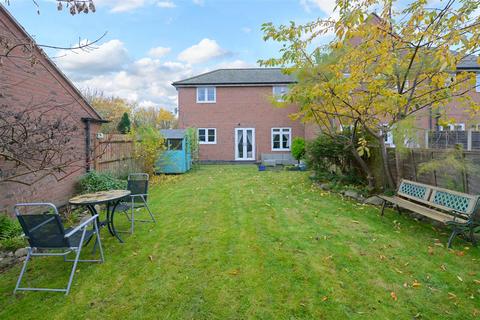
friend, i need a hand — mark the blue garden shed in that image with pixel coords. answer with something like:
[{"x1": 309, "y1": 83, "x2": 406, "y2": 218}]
[{"x1": 156, "y1": 129, "x2": 192, "y2": 174}]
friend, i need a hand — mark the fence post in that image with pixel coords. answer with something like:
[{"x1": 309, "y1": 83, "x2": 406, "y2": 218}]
[{"x1": 467, "y1": 129, "x2": 472, "y2": 151}]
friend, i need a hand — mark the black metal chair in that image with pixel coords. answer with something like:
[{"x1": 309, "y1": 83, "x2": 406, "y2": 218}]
[
  {"x1": 13, "y1": 203, "x2": 104, "y2": 295},
  {"x1": 119, "y1": 173, "x2": 156, "y2": 234}
]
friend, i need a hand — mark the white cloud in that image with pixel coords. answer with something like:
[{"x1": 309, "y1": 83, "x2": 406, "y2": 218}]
[
  {"x1": 157, "y1": 1, "x2": 176, "y2": 8},
  {"x1": 73, "y1": 57, "x2": 192, "y2": 111},
  {"x1": 215, "y1": 60, "x2": 255, "y2": 69},
  {"x1": 193, "y1": 0, "x2": 204, "y2": 5},
  {"x1": 178, "y1": 38, "x2": 229, "y2": 64},
  {"x1": 148, "y1": 46, "x2": 171, "y2": 58},
  {"x1": 300, "y1": 0, "x2": 337, "y2": 18},
  {"x1": 56, "y1": 39, "x2": 129, "y2": 77},
  {"x1": 242, "y1": 27, "x2": 252, "y2": 33}
]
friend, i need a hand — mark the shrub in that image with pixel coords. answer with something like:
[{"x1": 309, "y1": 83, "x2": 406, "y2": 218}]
[
  {"x1": 117, "y1": 112, "x2": 131, "y2": 134},
  {"x1": 130, "y1": 126, "x2": 165, "y2": 176},
  {"x1": 77, "y1": 171, "x2": 127, "y2": 194},
  {"x1": 0, "y1": 215, "x2": 22, "y2": 241},
  {"x1": 306, "y1": 133, "x2": 365, "y2": 185},
  {"x1": 0, "y1": 215, "x2": 25, "y2": 251},
  {"x1": 291, "y1": 137, "x2": 306, "y2": 162}
]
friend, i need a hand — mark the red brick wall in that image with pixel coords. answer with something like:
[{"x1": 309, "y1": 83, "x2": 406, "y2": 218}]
[
  {"x1": 178, "y1": 86, "x2": 305, "y2": 161},
  {"x1": 0, "y1": 8, "x2": 101, "y2": 216}
]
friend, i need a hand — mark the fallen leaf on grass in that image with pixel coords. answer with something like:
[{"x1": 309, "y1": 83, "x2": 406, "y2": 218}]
[
  {"x1": 457, "y1": 275, "x2": 463, "y2": 282},
  {"x1": 324, "y1": 255, "x2": 333, "y2": 261},
  {"x1": 474, "y1": 279, "x2": 480, "y2": 285},
  {"x1": 454, "y1": 251, "x2": 465, "y2": 257},
  {"x1": 322, "y1": 296, "x2": 328, "y2": 301},
  {"x1": 412, "y1": 280, "x2": 421, "y2": 288},
  {"x1": 428, "y1": 246, "x2": 434, "y2": 255},
  {"x1": 448, "y1": 292, "x2": 457, "y2": 300},
  {"x1": 393, "y1": 268, "x2": 403, "y2": 274},
  {"x1": 379, "y1": 255, "x2": 386, "y2": 261},
  {"x1": 440, "y1": 264, "x2": 447, "y2": 271},
  {"x1": 351, "y1": 220, "x2": 360, "y2": 224},
  {"x1": 228, "y1": 269, "x2": 240, "y2": 276},
  {"x1": 148, "y1": 255, "x2": 153, "y2": 262},
  {"x1": 390, "y1": 291, "x2": 398, "y2": 301}
]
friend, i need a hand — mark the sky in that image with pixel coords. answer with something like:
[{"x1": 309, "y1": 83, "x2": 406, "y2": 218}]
[{"x1": 4, "y1": 0, "x2": 338, "y2": 112}]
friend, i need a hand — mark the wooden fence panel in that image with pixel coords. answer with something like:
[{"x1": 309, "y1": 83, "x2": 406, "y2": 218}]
[
  {"x1": 93, "y1": 134, "x2": 140, "y2": 177},
  {"x1": 387, "y1": 148, "x2": 480, "y2": 194}
]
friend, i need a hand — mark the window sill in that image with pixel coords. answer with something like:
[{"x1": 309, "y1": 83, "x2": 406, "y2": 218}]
[
  {"x1": 272, "y1": 148, "x2": 290, "y2": 152},
  {"x1": 199, "y1": 142, "x2": 217, "y2": 145},
  {"x1": 196, "y1": 101, "x2": 216, "y2": 104}
]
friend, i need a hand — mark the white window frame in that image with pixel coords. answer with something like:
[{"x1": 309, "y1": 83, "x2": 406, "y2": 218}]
[
  {"x1": 447, "y1": 123, "x2": 465, "y2": 131},
  {"x1": 196, "y1": 87, "x2": 216, "y2": 103},
  {"x1": 271, "y1": 127, "x2": 291, "y2": 151},
  {"x1": 198, "y1": 128, "x2": 217, "y2": 144},
  {"x1": 272, "y1": 86, "x2": 289, "y2": 102}
]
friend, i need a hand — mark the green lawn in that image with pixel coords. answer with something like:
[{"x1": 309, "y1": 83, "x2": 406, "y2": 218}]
[{"x1": 1, "y1": 165, "x2": 479, "y2": 319}]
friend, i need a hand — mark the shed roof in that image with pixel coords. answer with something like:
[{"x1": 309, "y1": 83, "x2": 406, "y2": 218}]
[
  {"x1": 160, "y1": 129, "x2": 186, "y2": 139},
  {"x1": 172, "y1": 68, "x2": 295, "y2": 87}
]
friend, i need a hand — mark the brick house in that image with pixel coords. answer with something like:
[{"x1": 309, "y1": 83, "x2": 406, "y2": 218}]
[
  {"x1": 174, "y1": 68, "x2": 313, "y2": 163},
  {"x1": 0, "y1": 5, "x2": 104, "y2": 216}
]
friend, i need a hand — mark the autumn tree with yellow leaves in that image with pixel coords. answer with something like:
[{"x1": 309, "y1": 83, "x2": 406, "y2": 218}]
[{"x1": 260, "y1": 0, "x2": 480, "y2": 188}]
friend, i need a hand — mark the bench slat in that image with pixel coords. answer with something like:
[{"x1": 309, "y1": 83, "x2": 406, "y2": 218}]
[{"x1": 379, "y1": 195, "x2": 468, "y2": 224}]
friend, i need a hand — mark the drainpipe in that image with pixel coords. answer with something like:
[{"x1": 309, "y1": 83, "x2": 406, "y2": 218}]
[{"x1": 82, "y1": 118, "x2": 92, "y2": 172}]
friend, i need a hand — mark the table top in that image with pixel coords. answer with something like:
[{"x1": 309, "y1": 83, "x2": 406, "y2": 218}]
[{"x1": 69, "y1": 190, "x2": 131, "y2": 205}]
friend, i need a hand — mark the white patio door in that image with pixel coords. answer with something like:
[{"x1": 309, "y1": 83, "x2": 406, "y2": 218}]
[{"x1": 235, "y1": 128, "x2": 255, "y2": 160}]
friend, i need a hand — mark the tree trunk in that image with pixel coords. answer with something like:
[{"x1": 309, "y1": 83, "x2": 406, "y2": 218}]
[
  {"x1": 350, "y1": 146, "x2": 375, "y2": 189},
  {"x1": 378, "y1": 135, "x2": 396, "y2": 189}
]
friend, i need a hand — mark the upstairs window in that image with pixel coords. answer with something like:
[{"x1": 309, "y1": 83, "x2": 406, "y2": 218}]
[
  {"x1": 197, "y1": 87, "x2": 216, "y2": 103},
  {"x1": 272, "y1": 86, "x2": 289, "y2": 102},
  {"x1": 271, "y1": 128, "x2": 291, "y2": 151},
  {"x1": 476, "y1": 73, "x2": 480, "y2": 92},
  {"x1": 198, "y1": 128, "x2": 216, "y2": 144},
  {"x1": 446, "y1": 123, "x2": 465, "y2": 131}
]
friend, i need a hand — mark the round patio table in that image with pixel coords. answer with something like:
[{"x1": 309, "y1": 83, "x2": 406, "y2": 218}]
[{"x1": 69, "y1": 190, "x2": 131, "y2": 243}]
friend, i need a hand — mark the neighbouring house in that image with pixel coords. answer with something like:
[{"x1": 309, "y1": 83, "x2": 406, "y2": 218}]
[
  {"x1": 174, "y1": 68, "x2": 317, "y2": 163},
  {"x1": 0, "y1": 5, "x2": 105, "y2": 216}
]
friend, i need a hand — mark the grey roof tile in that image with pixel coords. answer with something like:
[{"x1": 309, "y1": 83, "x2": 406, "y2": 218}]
[{"x1": 172, "y1": 68, "x2": 295, "y2": 86}]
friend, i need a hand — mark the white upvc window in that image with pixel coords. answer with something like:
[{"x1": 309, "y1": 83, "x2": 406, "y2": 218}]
[
  {"x1": 446, "y1": 123, "x2": 465, "y2": 131},
  {"x1": 198, "y1": 128, "x2": 216, "y2": 144},
  {"x1": 471, "y1": 124, "x2": 480, "y2": 131},
  {"x1": 475, "y1": 73, "x2": 480, "y2": 92},
  {"x1": 271, "y1": 127, "x2": 291, "y2": 151},
  {"x1": 272, "y1": 86, "x2": 289, "y2": 102},
  {"x1": 196, "y1": 87, "x2": 216, "y2": 103}
]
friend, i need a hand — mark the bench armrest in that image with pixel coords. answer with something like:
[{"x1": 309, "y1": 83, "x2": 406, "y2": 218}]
[{"x1": 64, "y1": 214, "x2": 99, "y2": 238}]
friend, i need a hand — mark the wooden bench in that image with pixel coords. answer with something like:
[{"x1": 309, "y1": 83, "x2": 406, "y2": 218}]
[{"x1": 378, "y1": 179, "x2": 480, "y2": 248}]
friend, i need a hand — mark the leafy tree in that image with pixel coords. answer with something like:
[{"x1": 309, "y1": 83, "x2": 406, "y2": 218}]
[
  {"x1": 133, "y1": 106, "x2": 177, "y2": 129},
  {"x1": 291, "y1": 137, "x2": 306, "y2": 163},
  {"x1": 117, "y1": 112, "x2": 131, "y2": 134},
  {"x1": 260, "y1": 0, "x2": 480, "y2": 188},
  {"x1": 84, "y1": 91, "x2": 134, "y2": 133}
]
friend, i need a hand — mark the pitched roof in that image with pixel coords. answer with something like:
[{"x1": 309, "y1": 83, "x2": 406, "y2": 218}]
[
  {"x1": 456, "y1": 55, "x2": 480, "y2": 70},
  {"x1": 0, "y1": 4, "x2": 103, "y2": 121},
  {"x1": 172, "y1": 68, "x2": 296, "y2": 87}
]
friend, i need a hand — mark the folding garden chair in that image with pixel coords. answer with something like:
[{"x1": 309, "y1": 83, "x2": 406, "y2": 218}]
[
  {"x1": 13, "y1": 203, "x2": 104, "y2": 295},
  {"x1": 119, "y1": 173, "x2": 156, "y2": 234}
]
